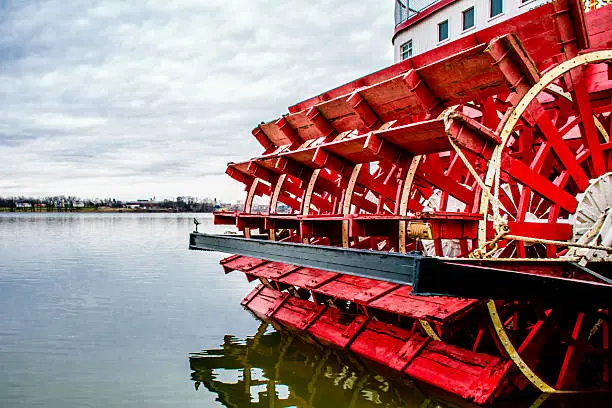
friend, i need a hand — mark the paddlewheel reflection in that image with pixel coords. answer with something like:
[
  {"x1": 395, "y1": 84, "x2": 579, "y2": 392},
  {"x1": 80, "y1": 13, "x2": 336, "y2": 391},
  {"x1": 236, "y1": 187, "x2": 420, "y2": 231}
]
[{"x1": 189, "y1": 322, "x2": 453, "y2": 408}]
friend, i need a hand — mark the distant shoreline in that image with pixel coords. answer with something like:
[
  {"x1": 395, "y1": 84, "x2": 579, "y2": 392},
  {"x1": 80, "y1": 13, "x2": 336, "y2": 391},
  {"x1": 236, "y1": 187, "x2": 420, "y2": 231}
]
[{"x1": 0, "y1": 207, "x2": 214, "y2": 213}]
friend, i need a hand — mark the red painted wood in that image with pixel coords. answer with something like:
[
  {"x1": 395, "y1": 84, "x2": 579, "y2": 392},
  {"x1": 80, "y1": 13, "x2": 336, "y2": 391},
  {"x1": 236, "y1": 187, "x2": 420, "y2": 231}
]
[
  {"x1": 312, "y1": 274, "x2": 387, "y2": 301},
  {"x1": 403, "y1": 69, "x2": 442, "y2": 115},
  {"x1": 347, "y1": 91, "x2": 381, "y2": 130},
  {"x1": 297, "y1": 302, "x2": 327, "y2": 331},
  {"x1": 257, "y1": 120, "x2": 297, "y2": 147},
  {"x1": 244, "y1": 262, "x2": 300, "y2": 280},
  {"x1": 352, "y1": 280, "x2": 399, "y2": 303},
  {"x1": 220, "y1": 256, "x2": 268, "y2": 273},
  {"x1": 240, "y1": 283, "x2": 266, "y2": 307},
  {"x1": 375, "y1": 119, "x2": 448, "y2": 154},
  {"x1": 387, "y1": 333, "x2": 430, "y2": 371},
  {"x1": 279, "y1": 267, "x2": 339, "y2": 290},
  {"x1": 416, "y1": 162, "x2": 474, "y2": 205},
  {"x1": 251, "y1": 127, "x2": 274, "y2": 150},
  {"x1": 213, "y1": 211, "x2": 237, "y2": 225},
  {"x1": 337, "y1": 314, "x2": 369, "y2": 348},
  {"x1": 306, "y1": 106, "x2": 337, "y2": 140},
  {"x1": 272, "y1": 298, "x2": 315, "y2": 331},
  {"x1": 246, "y1": 161, "x2": 276, "y2": 183},
  {"x1": 307, "y1": 306, "x2": 358, "y2": 348},
  {"x1": 219, "y1": 254, "x2": 241, "y2": 264},
  {"x1": 528, "y1": 107, "x2": 590, "y2": 190},
  {"x1": 585, "y1": 63, "x2": 612, "y2": 101},
  {"x1": 313, "y1": 134, "x2": 391, "y2": 164},
  {"x1": 241, "y1": 286, "x2": 510, "y2": 404},
  {"x1": 284, "y1": 110, "x2": 329, "y2": 141},
  {"x1": 355, "y1": 167, "x2": 399, "y2": 201},
  {"x1": 586, "y1": 3, "x2": 612, "y2": 48},
  {"x1": 405, "y1": 341, "x2": 508, "y2": 404},
  {"x1": 368, "y1": 285, "x2": 479, "y2": 322},
  {"x1": 446, "y1": 114, "x2": 500, "y2": 156},
  {"x1": 416, "y1": 44, "x2": 507, "y2": 105},
  {"x1": 357, "y1": 74, "x2": 425, "y2": 124},
  {"x1": 266, "y1": 292, "x2": 291, "y2": 318},
  {"x1": 236, "y1": 214, "x2": 266, "y2": 231},
  {"x1": 501, "y1": 156, "x2": 578, "y2": 213},
  {"x1": 504, "y1": 221, "x2": 573, "y2": 242},
  {"x1": 571, "y1": 73, "x2": 606, "y2": 175},
  {"x1": 350, "y1": 319, "x2": 424, "y2": 369},
  {"x1": 556, "y1": 312, "x2": 586, "y2": 388},
  {"x1": 242, "y1": 285, "x2": 280, "y2": 317},
  {"x1": 428, "y1": 218, "x2": 480, "y2": 240}
]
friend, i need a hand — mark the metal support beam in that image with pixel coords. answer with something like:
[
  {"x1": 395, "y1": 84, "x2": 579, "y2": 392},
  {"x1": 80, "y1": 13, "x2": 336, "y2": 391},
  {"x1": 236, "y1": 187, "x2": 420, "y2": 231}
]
[
  {"x1": 415, "y1": 262, "x2": 611, "y2": 308},
  {"x1": 190, "y1": 232, "x2": 424, "y2": 285},
  {"x1": 190, "y1": 233, "x2": 611, "y2": 306}
]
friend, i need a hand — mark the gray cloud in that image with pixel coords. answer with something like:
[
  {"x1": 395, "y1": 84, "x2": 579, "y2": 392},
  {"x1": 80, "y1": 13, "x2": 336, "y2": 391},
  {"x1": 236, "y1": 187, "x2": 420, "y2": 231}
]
[{"x1": 0, "y1": 0, "x2": 393, "y2": 200}]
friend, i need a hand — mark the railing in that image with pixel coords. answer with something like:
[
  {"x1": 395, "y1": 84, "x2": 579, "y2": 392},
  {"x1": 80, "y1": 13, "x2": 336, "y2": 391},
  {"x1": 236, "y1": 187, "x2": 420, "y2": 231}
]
[{"x1": 395, "y1": 0, "x2": 442, "y2": 27}]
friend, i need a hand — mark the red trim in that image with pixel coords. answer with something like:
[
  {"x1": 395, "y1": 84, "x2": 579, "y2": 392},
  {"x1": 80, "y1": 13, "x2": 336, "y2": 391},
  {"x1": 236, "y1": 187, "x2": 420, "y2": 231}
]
[{"x1": 393, "y1": 0, "x2": 460, "y2": 43}]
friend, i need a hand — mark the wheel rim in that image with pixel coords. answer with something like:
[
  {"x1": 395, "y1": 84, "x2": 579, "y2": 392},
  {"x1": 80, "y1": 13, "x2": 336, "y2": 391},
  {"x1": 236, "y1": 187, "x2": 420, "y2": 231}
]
[{"x1": 477, "y1": 50, "x2": 612, "y2": 257}]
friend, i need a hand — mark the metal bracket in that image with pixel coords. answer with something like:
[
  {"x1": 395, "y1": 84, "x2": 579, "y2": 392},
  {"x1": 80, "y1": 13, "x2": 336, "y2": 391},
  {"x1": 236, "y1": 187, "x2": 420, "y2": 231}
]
[{"x1": 406, "y1": 221, "x2": 433, "y2": 240}]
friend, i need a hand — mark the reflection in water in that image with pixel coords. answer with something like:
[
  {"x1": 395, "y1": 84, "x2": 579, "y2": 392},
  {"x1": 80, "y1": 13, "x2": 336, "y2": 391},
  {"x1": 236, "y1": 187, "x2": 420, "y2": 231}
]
[
  {"x1": 189, "y1": 321, "x2": 449, "y2": 408},
  {"x1": 188, "y1": 321, "x2": 612, "y2": 408}
]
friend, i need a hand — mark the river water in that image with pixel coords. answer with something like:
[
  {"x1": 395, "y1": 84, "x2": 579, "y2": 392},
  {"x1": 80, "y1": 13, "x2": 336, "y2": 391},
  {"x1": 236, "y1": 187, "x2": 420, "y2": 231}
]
[{"x1": 0, "y1": 213, "x2": 605, "y2": 407}]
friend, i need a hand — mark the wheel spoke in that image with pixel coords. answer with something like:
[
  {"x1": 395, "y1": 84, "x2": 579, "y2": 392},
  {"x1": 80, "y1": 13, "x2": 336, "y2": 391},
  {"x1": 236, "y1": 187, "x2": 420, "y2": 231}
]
[
  {"x1": 530, "y1": 106, "x2": 590, "y2": 190},
  {"x1": 556, "y1": 312, "x2": 586, "y2": 389},
  {"x1": 517, "y1": 309, "x2": 558, "y2": 365},
  {"x1": 501, "y1": 156, "x2": 578, "y2": 213},
  {"x1": 568, "y1": 68, "x2": 606, "y2": 176}
]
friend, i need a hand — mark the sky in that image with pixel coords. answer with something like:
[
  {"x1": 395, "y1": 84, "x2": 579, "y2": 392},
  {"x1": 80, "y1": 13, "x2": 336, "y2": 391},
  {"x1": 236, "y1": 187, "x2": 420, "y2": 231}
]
[{"x1": 0, "y1": 0, "x2": 394, "y2": 202}]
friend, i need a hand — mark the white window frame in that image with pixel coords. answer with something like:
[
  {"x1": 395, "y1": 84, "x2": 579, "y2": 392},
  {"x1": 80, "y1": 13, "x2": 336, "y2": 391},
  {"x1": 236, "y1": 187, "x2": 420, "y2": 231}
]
[
  {"x1": 490, "y1": 0, "x2": 503, "y2": 18},
  {"x1": 462, "y1": 6, "x2": 475, "y2": 31},
  {"x1": 400, "y1": 39, "x2": 413, "y2": 60},
  {"x1": 438, "y1": 19, "x2": 449, "y2": 43}
]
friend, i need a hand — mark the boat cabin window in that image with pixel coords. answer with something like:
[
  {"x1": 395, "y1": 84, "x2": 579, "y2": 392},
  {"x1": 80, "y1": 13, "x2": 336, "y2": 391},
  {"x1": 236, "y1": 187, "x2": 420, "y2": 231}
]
[
  {"x1": 490, "y1": 0, "x2": 503, "y2": 18},
  {"x1": 438, "y1": 20, "x2": 449, "y2": 42},
  {"x1": 400, "y1": 40, "x2": 413, "y2": 60},
  {"x1": 463, "y1": 7, "x2": 475, "y2": 30}
]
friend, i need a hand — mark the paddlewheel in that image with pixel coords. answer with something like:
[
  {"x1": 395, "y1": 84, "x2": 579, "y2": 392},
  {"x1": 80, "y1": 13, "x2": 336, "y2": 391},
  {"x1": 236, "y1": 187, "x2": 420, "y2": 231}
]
[{"x1": 194, "y1": 1, "x2": 612, "y2": 404}]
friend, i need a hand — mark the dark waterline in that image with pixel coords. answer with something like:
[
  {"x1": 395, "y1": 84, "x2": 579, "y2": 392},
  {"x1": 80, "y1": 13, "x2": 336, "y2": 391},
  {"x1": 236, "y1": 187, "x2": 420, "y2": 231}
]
[{"x1": 0, "y1": 213, "x2": 607, "y2": 407}]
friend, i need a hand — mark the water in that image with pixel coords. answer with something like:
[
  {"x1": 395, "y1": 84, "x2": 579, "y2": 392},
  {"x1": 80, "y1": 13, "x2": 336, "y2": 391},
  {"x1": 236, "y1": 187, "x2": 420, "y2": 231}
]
[
  {"x1": 0, "y1": 213, "x2": 254, "y2": 407},
  {"x1": 0, "y1": 213, "x2": 606, "y2": 407}
]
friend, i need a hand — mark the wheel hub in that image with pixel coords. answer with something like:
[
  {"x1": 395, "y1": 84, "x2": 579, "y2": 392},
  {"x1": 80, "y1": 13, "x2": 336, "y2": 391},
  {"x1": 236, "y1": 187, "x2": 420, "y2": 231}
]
[{"x1": 569, "y1": 172, "x2": 612, "y2": 261}]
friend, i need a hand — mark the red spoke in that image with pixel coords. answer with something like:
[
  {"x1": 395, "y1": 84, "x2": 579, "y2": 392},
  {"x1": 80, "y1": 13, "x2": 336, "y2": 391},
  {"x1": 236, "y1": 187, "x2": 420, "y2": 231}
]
[
  {"x1": 517, "y1": 309, "x2": 558, "y2": 365},
  {"x1": 528, "y1": 105, "x2": 590, "y2": 190},
  {"x1": 506, "y1": 220, "x2": 572, "y2": 241},
  {"x1": 569, "y1": 67, "x2": 606, "y2": 176},
  {"x1": 501, "y1": 156, "x2": 577, "y2": 213},
  {"x1": 556, "y1": 312, "x2": 586, "y2": 389},
  {"x1": 604, "y1": 321, "x2": 609, "y2": 384},
  {"x1": 514, "y1": 187, "x2": 532, "y2": 257},
  {"x1": 481, "y1": 96, "x2": 501, "y2": 129},
  {"x1": 418, "y1": 162, "x2": 474, "y2": 206},
  {"x1": 517, "y1": 128, "x2": 535, "y2": 164}
]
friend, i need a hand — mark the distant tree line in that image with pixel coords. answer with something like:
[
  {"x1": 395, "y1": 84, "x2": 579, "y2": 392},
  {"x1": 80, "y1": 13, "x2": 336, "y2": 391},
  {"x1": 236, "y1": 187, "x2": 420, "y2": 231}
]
[
  {"x1": 0, "y1": 195, "x2": 92, "y2": 211},
  {"x1": 0, "y1": 195, "x2": 233, "y2": 212}
]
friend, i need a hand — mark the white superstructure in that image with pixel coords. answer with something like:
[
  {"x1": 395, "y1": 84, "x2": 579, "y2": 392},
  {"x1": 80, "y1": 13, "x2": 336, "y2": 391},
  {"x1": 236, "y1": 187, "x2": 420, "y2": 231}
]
[{"x1": 393, "y1": 0, "x2": 551, "y2": 62}]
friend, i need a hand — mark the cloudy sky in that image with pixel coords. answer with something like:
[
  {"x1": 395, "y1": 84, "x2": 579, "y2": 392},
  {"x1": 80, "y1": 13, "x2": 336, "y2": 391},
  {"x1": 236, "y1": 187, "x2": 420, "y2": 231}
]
[{"x1": 0, "y1": 0, "x2": 394, "y2": 201}]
